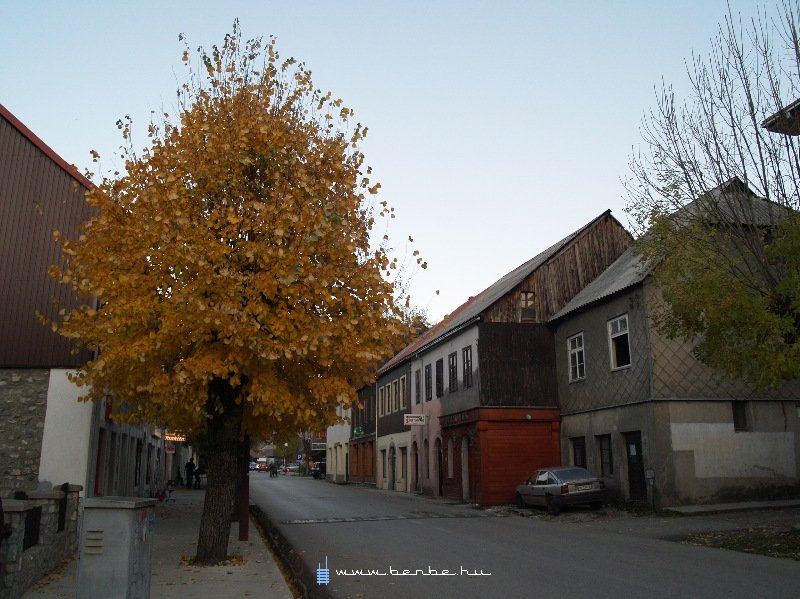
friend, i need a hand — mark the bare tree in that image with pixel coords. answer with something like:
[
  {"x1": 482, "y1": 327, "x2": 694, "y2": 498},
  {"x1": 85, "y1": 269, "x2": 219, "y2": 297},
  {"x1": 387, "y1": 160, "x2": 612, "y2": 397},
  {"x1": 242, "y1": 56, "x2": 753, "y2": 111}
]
[{"x1": 625, "y1": 1, "x2": 800, "y2": 389}]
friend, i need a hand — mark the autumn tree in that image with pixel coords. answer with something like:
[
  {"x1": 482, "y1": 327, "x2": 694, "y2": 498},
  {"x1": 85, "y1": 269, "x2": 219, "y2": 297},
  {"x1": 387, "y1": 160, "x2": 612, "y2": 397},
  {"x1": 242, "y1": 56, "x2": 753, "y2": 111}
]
[
  {"x1": 50, "y1": 25, "x2": 414, "y2": 562},
  {"x1": 625, "y1": 1, "x2": 800, "y2": 390}
]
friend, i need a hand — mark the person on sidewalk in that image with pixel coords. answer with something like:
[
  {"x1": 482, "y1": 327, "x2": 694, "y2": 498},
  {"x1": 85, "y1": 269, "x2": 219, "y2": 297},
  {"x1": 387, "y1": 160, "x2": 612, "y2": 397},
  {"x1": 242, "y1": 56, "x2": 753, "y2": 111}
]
[{"x1": 185, "y1": 458, "x2": 195, "y2": 489}]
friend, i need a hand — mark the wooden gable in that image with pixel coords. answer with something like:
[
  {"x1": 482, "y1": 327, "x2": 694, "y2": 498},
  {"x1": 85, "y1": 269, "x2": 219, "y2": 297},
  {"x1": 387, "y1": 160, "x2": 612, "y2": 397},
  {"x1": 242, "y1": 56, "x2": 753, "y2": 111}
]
[{"x1": 482, "y1": 213, "x2": 631, "y2": 324}]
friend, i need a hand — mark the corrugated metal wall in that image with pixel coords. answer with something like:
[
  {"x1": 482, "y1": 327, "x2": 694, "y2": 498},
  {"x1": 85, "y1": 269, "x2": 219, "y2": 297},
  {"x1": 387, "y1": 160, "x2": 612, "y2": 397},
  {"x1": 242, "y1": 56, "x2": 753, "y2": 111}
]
[{"x1": 0, "y1": 112, "x2": 93, "y2": 367}]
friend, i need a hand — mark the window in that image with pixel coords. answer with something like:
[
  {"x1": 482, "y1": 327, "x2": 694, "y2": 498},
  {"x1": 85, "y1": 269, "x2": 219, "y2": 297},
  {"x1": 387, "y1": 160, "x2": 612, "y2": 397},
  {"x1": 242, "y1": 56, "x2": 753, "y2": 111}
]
[
  {"x1": 424, "y1": 365, "x2": 432, "y2": 401},
  {"x1": 520, "y1": 291, "x2": 536, "y2": 321},
  {"x1": 381, "y1": 450, "x2": 387, "y2": 479},
  {"x1": 392, "y1": 380, "x2": 400, "y2": 411},
  {"x1": 379, "y1": 386, "x2": 385, "y2": 416},
  {"x1": 732, "y1": 401, "x2": 749, "y2": 431},
  {"x1": 571, "y1": 437, "x2": 586, "y2": 468},
  {"x1": 598, "y1": 435, "x2": 613, "y2": 476},
  {"x1": 568, "y1": 333, "x2": 585, "y2": 382},
  {"x1": 415, "y1": 369, "x2": 421, "y2": 404},
  {"x1": 401, "y1": 447, "x2": 407, "y2": 479},
  {"x1": 462, "y1": 346, "x2": 473, "y2": 388},
  {"x1": 608, "y1": 314, "x2": 631, "y2": 369},
  {"x1": 435, "y1": 359, "x2": 444, "y2": 398},
  {"x1": 399, "y1": 376, "x2": 407, "y2": 409},
  {"x1": 448, "y1": 352, "x2": 458, "y2": 392}
]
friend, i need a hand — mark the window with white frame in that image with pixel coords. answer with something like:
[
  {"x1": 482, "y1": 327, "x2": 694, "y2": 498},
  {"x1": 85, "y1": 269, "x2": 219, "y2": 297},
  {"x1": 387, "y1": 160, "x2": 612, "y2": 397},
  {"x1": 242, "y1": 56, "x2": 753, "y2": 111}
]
[
  {"x1": 568, "y1": 333, "x2": 585, "y2": 382},
  {"x1": 379, "y1": 386, "x2": 385, "y2": 416},
  {"x1": 399, "y1": 376, "x2": 407, "y2": 409},
  {"x1": 393, "y1": 379, "x2": 400, "y2": 411},
  {"x1": 386, "y1": 384, "x2": 394, "y2": 413},
  {"x1": 608, "y1": 314, "x2": 631, "y2": 369}
]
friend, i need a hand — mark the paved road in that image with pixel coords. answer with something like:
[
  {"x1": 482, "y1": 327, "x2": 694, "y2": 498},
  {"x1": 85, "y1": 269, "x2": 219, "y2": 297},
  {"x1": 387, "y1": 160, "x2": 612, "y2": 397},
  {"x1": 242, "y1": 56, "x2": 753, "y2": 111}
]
[{"x1": 250, "y1": 474, "x2": 800, "y2": 599}]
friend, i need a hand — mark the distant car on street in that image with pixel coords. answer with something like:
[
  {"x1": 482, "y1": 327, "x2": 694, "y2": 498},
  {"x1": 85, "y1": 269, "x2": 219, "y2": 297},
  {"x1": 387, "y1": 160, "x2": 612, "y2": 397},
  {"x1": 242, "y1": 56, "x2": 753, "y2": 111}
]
[
  {"x1": 249, "y1": 461, "x2": 258, "y2": 471},
  {"x1": 515, "y1": 466, "x2": 606, "y2": 515}
]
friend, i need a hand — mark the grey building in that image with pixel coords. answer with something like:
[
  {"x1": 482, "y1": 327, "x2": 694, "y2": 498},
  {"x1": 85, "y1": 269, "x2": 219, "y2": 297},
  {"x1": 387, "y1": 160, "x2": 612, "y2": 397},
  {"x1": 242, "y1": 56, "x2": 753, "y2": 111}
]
[{"x1": 550, "y1": 182, "x2": 800, "y2": 506}]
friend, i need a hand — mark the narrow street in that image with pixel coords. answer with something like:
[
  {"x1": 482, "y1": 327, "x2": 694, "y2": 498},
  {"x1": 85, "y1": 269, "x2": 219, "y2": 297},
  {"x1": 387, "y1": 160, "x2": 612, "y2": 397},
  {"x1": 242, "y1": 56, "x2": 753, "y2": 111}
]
[{"x1": 250, "y1": 474, "x2": 800, "y2": 599}]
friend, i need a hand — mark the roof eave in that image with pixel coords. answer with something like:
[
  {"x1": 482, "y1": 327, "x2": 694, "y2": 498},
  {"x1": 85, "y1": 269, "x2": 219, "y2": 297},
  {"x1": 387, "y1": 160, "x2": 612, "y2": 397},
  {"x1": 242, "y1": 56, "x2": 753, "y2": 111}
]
[{"x1": 0, "y1": 103, "x2": 94, "y2": 190}]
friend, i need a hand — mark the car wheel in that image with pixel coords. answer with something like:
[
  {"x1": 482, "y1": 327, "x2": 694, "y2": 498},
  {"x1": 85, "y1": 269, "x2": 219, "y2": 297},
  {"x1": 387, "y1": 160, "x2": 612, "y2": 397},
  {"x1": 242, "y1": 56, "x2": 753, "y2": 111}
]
[
  {"x1": 590, "y1": 501, "x2": 602, "y2": 510},
  {"x1": 515, "y1": 493, "x2": 526, "y2": 508},
  {"x1": 546, "y1": 496, "x2": 560, "y2": 516}
]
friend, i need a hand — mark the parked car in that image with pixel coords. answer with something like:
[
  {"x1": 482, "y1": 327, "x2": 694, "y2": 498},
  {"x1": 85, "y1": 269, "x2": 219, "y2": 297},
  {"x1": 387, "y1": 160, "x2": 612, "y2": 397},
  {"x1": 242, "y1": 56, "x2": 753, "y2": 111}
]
[
  {"x1": 311, "y1": 461, "x2": 326, "y2": 479},
  {"x1": 515, "y1": 466, "x2": 606, "y2": 515},
  {"x1": 249, "y1": 462, "x2": 258, "y2": 471},
  {"x1": 256, "y1": 461, "x2": 269, "y2": 472}
]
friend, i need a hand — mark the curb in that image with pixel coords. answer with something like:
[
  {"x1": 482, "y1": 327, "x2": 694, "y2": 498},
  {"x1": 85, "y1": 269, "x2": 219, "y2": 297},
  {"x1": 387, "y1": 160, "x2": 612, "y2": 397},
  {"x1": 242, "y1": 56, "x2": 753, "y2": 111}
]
[{"x1": 250, "y1": 504, "x2": 330, "y2": 599}]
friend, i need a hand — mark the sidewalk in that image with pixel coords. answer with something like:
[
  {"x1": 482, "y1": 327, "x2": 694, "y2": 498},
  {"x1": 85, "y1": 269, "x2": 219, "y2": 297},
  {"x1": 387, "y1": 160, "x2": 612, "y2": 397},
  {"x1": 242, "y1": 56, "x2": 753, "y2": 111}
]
[
  {"x1": 666, "y1": 498, "x2": 800, "y2": 515},
  {"x1": 23, "y1": 488, "x2": 294, "y2": 599}
]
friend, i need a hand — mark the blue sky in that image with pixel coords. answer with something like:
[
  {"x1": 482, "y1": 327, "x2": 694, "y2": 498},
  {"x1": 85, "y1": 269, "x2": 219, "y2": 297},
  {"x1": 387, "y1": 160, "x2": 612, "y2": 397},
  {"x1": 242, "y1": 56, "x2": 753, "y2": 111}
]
[{"x1": 1, "y1": 0, "x2": 768, "y2": 321}]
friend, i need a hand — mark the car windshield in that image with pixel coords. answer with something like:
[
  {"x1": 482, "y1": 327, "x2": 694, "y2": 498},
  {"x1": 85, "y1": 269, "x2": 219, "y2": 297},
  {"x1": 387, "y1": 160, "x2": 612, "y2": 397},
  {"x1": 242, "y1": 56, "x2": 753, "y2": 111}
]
[{"x1": 554, "y1": 468, "x2": 593, "y2": 482}]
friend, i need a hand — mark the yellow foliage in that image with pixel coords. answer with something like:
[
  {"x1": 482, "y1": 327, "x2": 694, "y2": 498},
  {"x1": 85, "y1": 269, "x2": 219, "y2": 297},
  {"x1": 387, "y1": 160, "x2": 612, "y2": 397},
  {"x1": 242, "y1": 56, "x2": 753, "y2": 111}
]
[{"x1": 50, "y1": 24, "x2": 413, "y2": 439}]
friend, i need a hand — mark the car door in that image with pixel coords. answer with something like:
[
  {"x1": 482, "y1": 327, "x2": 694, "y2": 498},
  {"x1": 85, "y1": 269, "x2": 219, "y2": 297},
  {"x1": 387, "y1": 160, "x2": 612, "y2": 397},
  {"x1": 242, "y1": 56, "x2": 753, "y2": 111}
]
[
  {"x1": 528, "y1": 470, "x2": 552, "y2": 506},
  {"x1": 518, "y1": 472, "x2": 539, "y2": 505}
]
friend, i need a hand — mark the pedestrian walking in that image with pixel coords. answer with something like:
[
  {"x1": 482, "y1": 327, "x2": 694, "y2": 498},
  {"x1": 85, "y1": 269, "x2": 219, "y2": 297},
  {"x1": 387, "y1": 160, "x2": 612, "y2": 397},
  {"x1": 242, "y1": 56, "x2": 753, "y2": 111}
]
[{"x1": 185, "y1": 458, "x2": 195, "y2": 489}]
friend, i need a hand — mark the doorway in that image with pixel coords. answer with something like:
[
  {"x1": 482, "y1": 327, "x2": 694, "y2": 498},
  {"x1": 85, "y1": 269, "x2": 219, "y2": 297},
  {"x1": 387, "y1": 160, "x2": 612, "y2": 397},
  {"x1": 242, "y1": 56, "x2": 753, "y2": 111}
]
[
  {"x1": 435, "y1": 438, "x2": 443, "y2": 496},
  {"x1": 624, "y1": 431, "x2": 647, "y2": 501},
  {"x1": 389, "y1": 445, "x2": 396, "y2": 490},
  {"x1": 460, "y1": 437, "x2": 470, "y2": 501}
]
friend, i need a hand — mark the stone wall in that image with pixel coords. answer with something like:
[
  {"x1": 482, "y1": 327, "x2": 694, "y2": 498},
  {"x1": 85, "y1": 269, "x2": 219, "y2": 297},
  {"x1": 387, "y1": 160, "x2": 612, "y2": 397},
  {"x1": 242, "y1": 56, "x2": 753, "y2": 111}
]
[
  {"x1": 0, "y1": 370, "x2": 49, "y2": 498},
  {"x1": 0, "y1": 485, "x2": 81, "y2": 599}
]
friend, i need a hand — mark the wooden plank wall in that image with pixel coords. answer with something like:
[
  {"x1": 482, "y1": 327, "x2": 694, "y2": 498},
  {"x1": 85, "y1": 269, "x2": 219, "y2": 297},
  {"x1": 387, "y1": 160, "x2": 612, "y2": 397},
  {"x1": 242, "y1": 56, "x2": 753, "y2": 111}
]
[
  {"x1": 483, "y1": 214, "x2": 632, "y2": 323},
  {"x1": 477, "y1": 322, "x2": 557, "y2": 406}
]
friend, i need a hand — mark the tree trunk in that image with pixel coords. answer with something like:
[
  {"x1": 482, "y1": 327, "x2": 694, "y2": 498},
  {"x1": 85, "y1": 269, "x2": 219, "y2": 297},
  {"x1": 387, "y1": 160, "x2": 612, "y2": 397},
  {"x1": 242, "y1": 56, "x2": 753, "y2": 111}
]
[{"x1": 195, "y1": 378, "x2": 243, "y2": 564}]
